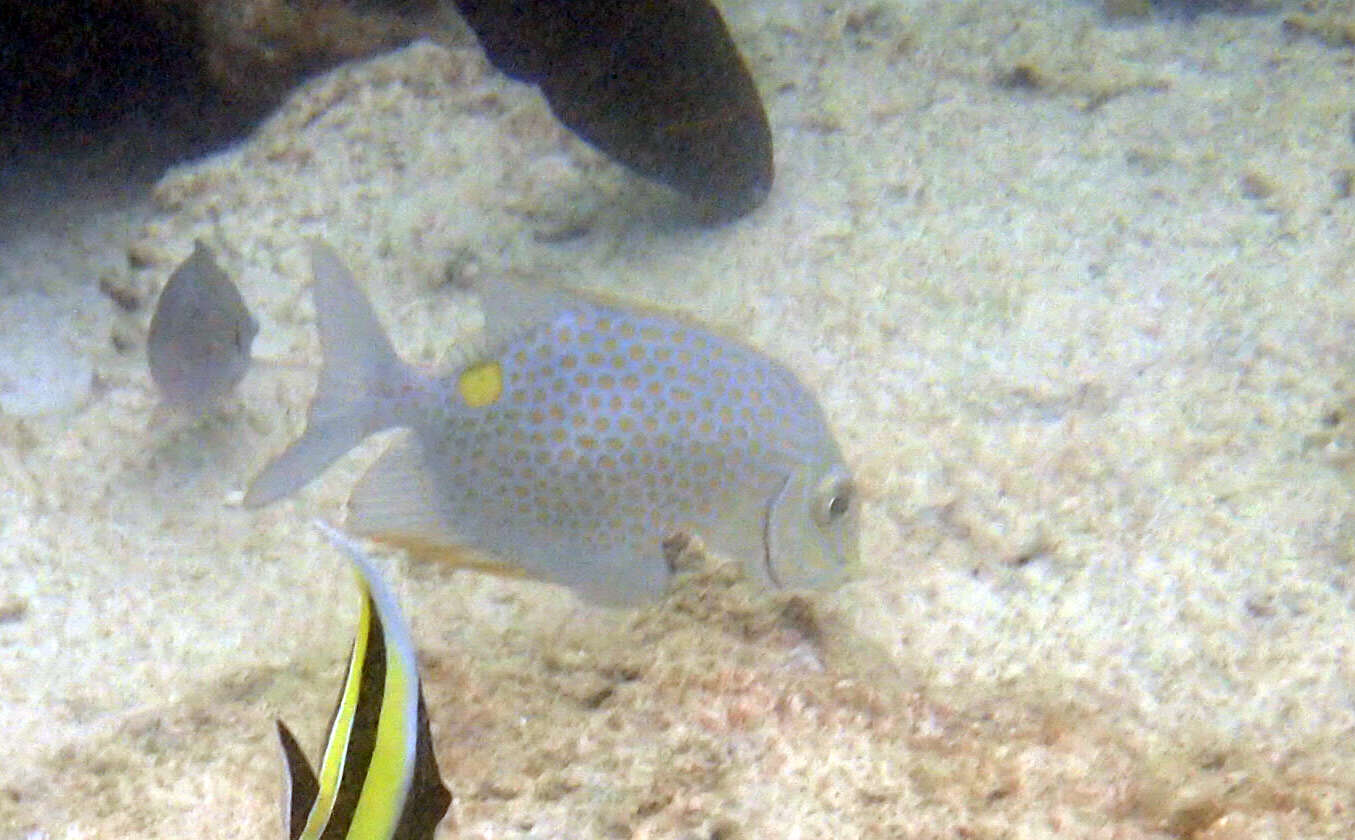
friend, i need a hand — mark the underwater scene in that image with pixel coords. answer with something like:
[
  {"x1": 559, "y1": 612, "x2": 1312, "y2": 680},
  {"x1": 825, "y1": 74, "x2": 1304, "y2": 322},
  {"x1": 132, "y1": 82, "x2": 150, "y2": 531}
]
[{"x1": 3, "y1": 0, "x2": 1355, "y2": 837}]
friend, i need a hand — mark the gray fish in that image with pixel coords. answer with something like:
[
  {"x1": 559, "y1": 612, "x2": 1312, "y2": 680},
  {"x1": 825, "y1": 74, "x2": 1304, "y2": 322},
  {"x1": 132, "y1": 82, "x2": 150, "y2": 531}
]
[
  {"x1": 147, "y1": 241, "x2": 258, "y2": 415},
  {"x1": 245, "y1": 241, "x2": 859, "y2": 605}
]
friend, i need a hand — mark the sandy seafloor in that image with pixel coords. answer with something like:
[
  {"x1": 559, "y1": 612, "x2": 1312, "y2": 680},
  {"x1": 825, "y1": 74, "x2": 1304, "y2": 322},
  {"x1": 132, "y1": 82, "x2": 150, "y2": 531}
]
[{"x1": 4, "y1": 0, "x2": 1355, "y2": 837}]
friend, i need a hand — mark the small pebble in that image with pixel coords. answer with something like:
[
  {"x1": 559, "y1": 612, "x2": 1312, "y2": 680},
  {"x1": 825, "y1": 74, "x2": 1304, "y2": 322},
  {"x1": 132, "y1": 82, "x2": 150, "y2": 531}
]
[{"x1": 0, "y1": 597, "x2": 29, "y2": 624}]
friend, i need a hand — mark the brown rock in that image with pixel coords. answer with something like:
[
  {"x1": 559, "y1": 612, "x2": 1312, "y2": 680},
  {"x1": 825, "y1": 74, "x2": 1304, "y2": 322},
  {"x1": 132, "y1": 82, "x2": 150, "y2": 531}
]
[{"x1": 191, "y1": 0, "x2": 437, "y2": 113}]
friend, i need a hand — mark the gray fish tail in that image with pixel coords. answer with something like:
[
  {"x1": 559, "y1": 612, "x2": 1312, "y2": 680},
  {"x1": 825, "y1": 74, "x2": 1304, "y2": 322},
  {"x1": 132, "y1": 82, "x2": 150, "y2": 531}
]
[{"x1": 243, "y1": 240, "x2": 409, "y2": 508}]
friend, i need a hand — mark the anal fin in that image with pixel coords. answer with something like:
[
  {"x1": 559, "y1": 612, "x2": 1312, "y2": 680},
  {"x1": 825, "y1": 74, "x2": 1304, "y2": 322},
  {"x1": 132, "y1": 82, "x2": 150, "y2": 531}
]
[
  {"x1": 346, "y1": 435, "x2": 461, "y2": 546},
  {"x1": 275, "y1": 719, "x2": 319, "y2": 840},
  {"x1": 360, "y1": 530, "x2": 524, "y2": 578},
  {"x1": 348, "y1": 436, "x2": 529, "y2": 580},
  {"x1": 393, "y1": 693, "x2": 454, "y2": 840}
]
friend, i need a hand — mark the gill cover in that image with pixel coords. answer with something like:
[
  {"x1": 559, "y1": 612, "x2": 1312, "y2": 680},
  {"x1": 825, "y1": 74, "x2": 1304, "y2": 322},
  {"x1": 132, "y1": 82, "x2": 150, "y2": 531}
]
[{"x1": 765, "y1": 464, "x2": 859, "y2": 591}]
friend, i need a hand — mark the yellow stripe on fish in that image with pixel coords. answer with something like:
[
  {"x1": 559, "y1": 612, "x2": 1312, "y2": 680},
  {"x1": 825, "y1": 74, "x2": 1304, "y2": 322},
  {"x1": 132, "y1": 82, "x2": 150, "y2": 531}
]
[
  {"x1": 293, "y1": 591, "x2": 371, "y2": 838},
  {"x1": 245, "y1": 241, "x2": 860, "y2": 605},
  {"x1": 275, "y1": 522, "x2": 451, "y2": 840}
]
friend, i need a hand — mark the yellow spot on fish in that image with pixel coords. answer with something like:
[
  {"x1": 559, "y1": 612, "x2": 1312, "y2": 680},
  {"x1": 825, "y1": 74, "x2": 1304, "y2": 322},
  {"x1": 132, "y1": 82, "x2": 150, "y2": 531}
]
[{"x1": 459, "y1": 360, "x2": 504, "y2": 407}]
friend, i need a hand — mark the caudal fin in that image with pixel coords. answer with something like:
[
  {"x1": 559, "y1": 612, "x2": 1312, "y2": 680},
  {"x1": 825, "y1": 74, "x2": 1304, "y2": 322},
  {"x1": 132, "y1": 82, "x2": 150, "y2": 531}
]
[{"x1": 243, "y1": 241, "x2": 406, "y2": 508}]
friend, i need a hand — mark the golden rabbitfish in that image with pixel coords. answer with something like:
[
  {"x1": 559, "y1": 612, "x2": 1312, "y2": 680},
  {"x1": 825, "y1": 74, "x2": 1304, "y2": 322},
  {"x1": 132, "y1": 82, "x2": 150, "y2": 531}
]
[{"x1": 245, "y1": 241, "x2": 859, "y2": 605}]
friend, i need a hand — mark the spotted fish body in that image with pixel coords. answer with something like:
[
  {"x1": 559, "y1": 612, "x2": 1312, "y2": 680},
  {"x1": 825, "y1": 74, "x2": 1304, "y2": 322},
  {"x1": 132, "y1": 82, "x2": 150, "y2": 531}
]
[{"x1": 246, "y1": 241, "x2": 858, "y2": 605}]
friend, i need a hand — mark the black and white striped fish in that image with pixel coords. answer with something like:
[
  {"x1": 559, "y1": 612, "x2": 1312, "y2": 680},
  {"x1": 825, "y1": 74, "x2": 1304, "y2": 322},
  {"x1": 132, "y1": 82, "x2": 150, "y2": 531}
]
[{"x1": 275, "y1": 522, "x2": 452, "y2": 840}]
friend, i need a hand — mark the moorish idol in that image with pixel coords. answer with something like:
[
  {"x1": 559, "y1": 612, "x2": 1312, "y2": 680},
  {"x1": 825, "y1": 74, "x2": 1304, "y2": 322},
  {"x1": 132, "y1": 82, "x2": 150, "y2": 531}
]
[{"x1": 275, "y1": 522, "x2": 452, "y2": 840}]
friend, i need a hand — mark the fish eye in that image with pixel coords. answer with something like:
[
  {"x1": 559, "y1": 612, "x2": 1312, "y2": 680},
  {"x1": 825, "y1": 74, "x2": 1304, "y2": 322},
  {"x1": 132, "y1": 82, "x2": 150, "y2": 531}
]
[{"x1": 813, "y1": 471, "x2": 854, "y2": 527}]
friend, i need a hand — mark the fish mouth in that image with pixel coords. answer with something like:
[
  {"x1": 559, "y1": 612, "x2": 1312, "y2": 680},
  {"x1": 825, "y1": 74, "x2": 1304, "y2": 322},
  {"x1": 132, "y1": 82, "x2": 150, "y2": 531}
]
[{"x1": 761, "y1": 473, "x2": 791, "y2": 588}]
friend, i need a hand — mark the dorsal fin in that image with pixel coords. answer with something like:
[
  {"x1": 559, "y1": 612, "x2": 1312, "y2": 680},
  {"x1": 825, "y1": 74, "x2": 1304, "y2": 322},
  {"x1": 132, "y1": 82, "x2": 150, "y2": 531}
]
[
  {"x1": 471, "y1": 269, "x2": 746, "y2": 359},
  {"x1": 474, "y1": 272, "x2": 578, "y2": 351}
]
